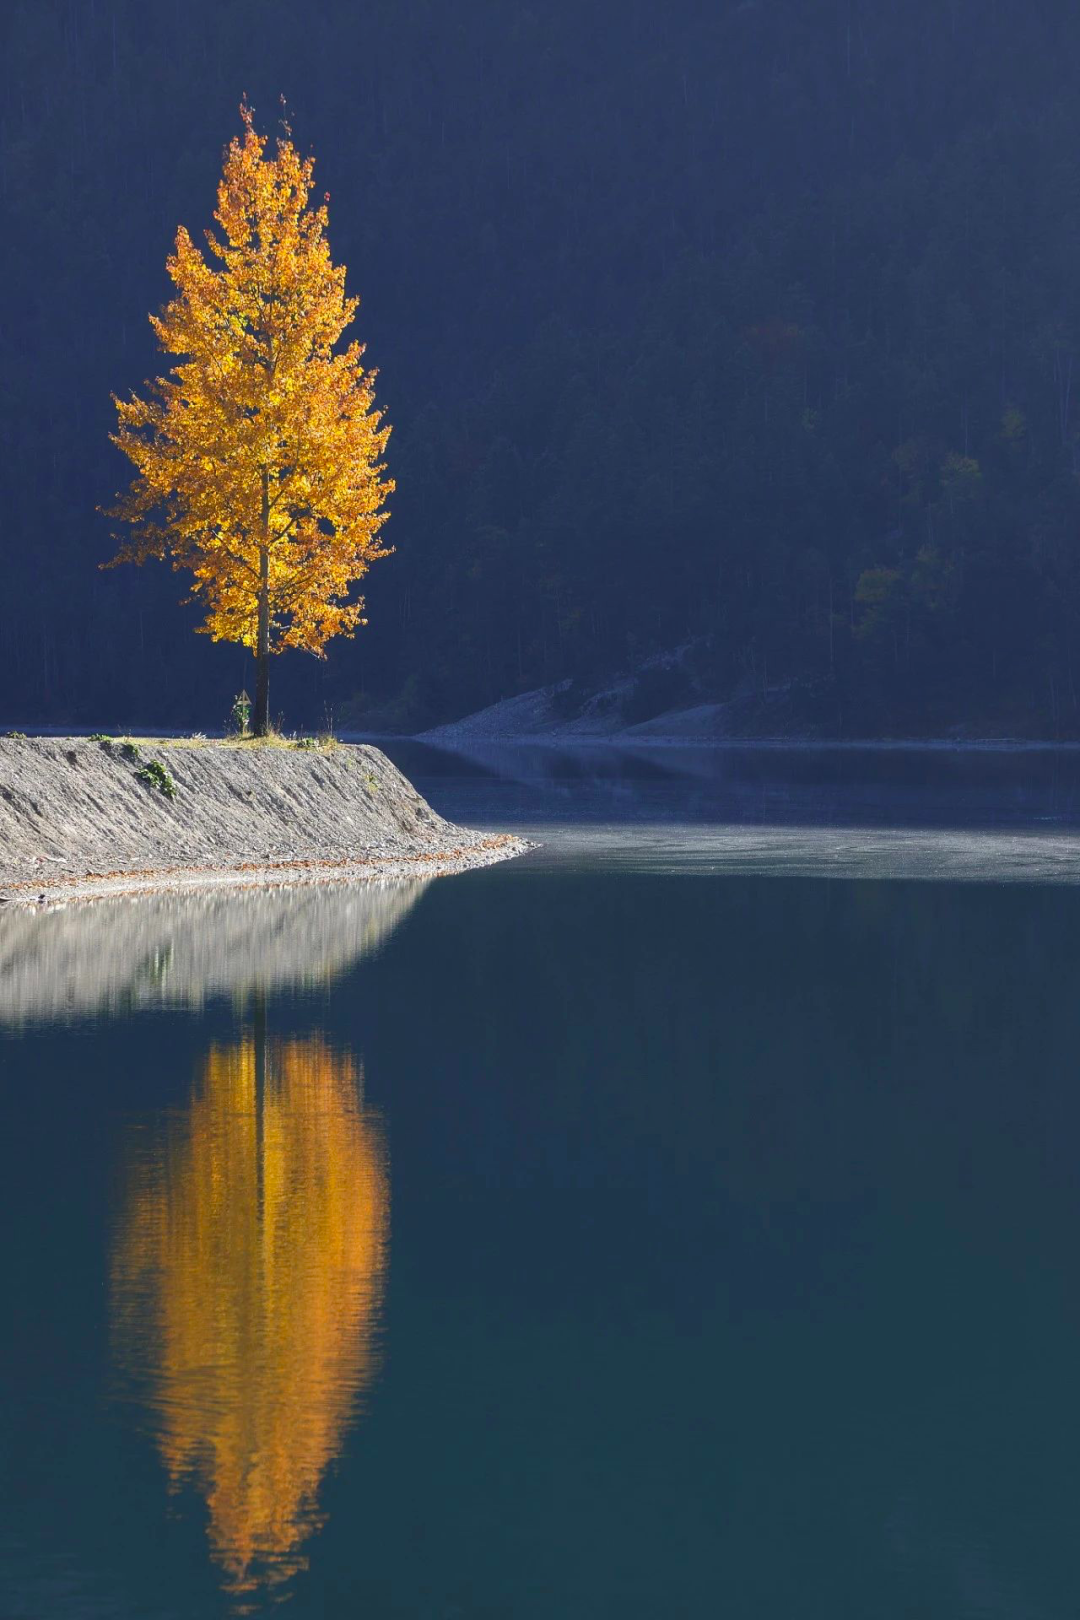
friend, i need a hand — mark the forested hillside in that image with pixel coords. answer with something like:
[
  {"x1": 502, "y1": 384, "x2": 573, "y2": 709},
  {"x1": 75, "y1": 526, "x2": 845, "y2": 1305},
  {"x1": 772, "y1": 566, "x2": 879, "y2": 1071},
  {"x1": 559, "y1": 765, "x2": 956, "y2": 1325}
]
[{"x1": 5, "y1": 0, "x2": 1080, "y2": 735}]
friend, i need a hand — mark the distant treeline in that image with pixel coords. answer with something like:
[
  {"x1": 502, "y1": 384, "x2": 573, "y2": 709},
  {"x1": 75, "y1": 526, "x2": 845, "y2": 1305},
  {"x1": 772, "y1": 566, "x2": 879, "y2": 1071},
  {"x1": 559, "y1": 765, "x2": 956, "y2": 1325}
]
[{"x1": 4, "y1": 0, "x2": 1080, "y2": 736}]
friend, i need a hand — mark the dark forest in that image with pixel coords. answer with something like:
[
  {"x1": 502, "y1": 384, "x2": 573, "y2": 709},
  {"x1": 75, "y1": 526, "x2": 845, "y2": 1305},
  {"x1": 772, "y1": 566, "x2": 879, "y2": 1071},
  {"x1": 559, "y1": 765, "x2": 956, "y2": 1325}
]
[{"x1": 5, "y1": 0, "x2": 1080, "y2": 736}]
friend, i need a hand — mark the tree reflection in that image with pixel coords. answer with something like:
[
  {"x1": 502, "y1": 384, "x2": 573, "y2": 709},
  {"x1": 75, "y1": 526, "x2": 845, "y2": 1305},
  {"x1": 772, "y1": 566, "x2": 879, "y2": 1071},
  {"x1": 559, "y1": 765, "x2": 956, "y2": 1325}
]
[{"x1": 111, "y1": 1021, "x2": 388, "y2": 1605}]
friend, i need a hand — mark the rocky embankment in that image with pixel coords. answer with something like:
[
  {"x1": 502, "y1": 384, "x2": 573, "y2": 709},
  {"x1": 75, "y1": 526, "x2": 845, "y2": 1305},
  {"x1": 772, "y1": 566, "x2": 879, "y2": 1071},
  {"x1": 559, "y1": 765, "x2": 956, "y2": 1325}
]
[{"x1": 0, "y1": 736, "x2": 529, "y2": 908}]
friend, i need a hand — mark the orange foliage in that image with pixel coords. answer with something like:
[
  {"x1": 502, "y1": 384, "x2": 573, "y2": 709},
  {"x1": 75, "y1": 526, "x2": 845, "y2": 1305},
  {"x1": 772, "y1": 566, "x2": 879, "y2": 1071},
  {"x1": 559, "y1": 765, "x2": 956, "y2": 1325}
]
[
  {"x1": 105, "y1": 103, "x2": 392, "y2": 680},
  {"x1": 111, "y1": 1033, "x2": 388, "y2": 1601}
]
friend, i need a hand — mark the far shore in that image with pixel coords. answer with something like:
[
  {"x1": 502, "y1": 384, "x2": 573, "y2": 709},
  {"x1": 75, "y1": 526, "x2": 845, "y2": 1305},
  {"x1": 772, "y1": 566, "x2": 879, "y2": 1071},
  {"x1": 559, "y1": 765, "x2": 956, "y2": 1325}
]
[
  {"x1": 409, "y1": 731, "x2": 1080, "y2": 754},
  {"x1": 7, "y1": 726, "x2": 1080, "y2": 754}
]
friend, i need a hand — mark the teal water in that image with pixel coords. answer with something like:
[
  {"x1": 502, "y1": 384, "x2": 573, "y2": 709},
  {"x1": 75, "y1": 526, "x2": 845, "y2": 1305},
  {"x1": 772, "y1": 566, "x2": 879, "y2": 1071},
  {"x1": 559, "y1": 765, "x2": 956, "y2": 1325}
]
[{"x1": 4, "y1": 745, "x2": 1080, "y2": 1618}]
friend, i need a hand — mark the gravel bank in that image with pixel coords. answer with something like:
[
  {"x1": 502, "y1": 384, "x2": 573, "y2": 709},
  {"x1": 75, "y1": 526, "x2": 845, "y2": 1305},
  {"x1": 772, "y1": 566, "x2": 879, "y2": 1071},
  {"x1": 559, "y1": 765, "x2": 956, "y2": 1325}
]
[{"x1": 0, "y1": 736, "x2": 530, "y2": 908}]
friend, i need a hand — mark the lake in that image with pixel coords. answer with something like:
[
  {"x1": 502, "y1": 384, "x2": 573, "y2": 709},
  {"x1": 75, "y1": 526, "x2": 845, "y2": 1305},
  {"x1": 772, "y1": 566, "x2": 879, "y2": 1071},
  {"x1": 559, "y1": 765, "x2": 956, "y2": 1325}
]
[{"x1": 4, "y1": 742, "x2": 1080, "y2": 1618}]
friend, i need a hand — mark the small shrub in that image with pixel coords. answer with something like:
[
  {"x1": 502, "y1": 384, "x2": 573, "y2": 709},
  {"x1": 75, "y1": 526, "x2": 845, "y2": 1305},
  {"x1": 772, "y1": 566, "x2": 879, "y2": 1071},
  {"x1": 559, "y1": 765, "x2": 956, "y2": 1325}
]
[
  {"x1": 3, "y1": 730, "x2": 27, "y2": 740},
  {"x1": 120, "y1": 741, "x2": 141, "y2": 761},
  {"x1": 88, "y1": 733, "x2": 113, "y2": 746},
  {"x1": 136, "y1": 760, "x2": 177, "y2": 800},
  {"x1": 229, "y1": 690, "x2": 252, "y2": 737},
  {"x1": 296, "y1": 735, "x2": 319, "y2": 750}
]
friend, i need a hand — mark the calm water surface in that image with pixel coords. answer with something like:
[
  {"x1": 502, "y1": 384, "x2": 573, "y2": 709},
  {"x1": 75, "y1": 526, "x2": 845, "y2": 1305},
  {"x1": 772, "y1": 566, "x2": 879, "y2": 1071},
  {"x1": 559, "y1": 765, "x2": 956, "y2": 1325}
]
[{"x1": 4, "y1": 744, "x2": 1080, "y2": 1618}]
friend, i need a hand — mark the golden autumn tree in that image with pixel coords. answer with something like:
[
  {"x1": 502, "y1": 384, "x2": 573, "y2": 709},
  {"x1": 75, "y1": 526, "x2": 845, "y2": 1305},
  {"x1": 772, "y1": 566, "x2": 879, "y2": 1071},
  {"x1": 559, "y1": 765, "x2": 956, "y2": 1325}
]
[{"x1": 105, "y1": 103, "x2": 392, "y2": 736}]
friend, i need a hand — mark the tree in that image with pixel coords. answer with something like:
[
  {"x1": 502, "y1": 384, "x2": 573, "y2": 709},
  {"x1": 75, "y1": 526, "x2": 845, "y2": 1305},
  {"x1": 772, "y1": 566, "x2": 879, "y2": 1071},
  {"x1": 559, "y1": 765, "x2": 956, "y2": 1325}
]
[{"x1": 105, "y1": 102, "x2": 393, "y2": 735}]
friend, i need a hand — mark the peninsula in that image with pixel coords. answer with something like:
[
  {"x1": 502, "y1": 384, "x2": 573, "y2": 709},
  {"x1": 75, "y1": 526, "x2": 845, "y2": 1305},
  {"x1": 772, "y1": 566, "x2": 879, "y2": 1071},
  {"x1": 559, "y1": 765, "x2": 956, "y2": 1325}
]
[{"x1": 0, "y1": 736, "x2": 528, "y2": 909}]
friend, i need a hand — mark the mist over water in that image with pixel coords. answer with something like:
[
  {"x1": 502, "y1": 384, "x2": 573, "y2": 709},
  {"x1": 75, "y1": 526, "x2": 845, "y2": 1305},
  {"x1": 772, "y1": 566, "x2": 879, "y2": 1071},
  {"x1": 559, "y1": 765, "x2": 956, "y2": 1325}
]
[
  {"x1": 389, "y1": 738, "x2": 1080, "y2": 883},
  {"x1": 4, "y1": 745, "x2": 1080, "y2": 1617}
]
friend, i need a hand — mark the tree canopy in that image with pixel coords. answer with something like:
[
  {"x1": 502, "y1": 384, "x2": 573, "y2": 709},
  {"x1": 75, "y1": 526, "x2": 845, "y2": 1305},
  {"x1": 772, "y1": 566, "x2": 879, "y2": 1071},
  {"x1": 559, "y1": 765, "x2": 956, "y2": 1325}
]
[{"x1": 106, "y1": 103, "x2": 391, "y2": 734}]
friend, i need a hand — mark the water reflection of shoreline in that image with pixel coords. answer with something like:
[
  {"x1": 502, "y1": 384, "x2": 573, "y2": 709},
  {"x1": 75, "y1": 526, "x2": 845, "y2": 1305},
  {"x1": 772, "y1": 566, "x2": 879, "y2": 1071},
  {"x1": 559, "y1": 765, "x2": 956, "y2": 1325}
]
[
  {"x1": 112, "y1": 1028, "x2": 388, "y2": 1605},
  {"x1": 0, "y1": 878, "x2": 429, "y2": 1027}
]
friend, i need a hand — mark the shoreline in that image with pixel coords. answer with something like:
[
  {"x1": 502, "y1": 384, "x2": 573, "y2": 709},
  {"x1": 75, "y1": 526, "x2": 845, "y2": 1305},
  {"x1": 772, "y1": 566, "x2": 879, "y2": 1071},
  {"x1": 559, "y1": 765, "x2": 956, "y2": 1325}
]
[
  {"x1": 0, "y1": 834, "x2": 533, "y2": 911},
  {"x1": 9, "y1": 726, "x2": 1080, "y2": 754},
  {"x1": 407, "y1": 729, "x2": 1080, "y2": 755},
  {"x1": 0, "y1": 736, "x2": 533, "y2": 911}
]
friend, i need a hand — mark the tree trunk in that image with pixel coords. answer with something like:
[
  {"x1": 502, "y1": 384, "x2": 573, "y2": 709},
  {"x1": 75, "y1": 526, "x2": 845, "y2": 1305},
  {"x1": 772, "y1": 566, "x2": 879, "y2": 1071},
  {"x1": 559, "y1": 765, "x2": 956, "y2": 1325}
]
[
  {"x1": 253, "y1": 472, "x2": 271, "y2": 736},
  {"x1": 253, "y1": 567, "x2": 269, "y2": 735}
]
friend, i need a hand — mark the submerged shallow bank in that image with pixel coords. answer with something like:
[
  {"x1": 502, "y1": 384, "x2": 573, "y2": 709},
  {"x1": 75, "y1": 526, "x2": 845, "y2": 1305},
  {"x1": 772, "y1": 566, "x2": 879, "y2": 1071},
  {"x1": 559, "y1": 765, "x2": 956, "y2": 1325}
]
[{"x1": 0, "y1": 736, "x2": 530, "y2": 908}]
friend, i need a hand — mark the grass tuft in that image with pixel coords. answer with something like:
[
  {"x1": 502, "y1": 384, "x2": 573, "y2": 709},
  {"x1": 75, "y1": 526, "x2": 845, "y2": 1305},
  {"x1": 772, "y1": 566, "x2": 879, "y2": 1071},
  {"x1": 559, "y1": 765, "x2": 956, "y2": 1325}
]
[{"x1": 90, "y1": 732, "x2": 344, "y2": 754}]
